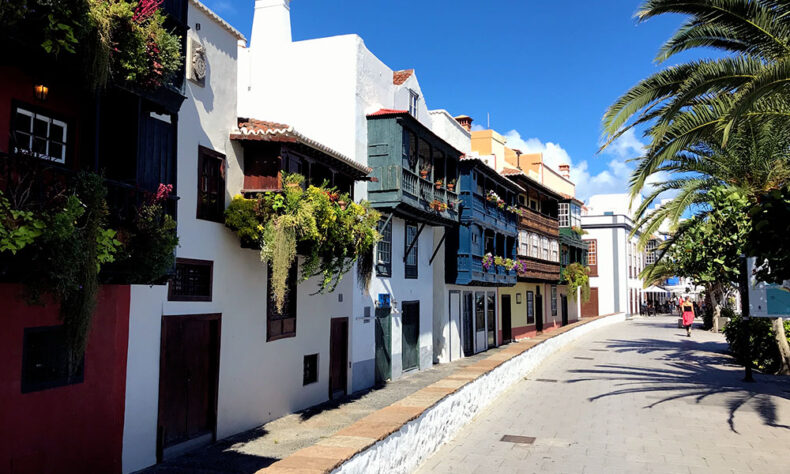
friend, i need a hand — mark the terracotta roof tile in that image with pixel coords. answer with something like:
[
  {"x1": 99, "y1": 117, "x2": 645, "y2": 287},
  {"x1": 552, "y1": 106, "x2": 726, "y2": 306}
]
[
  {"x1": 393, "y1": 69, "x2": 414, "y2": 85},
  {"x1": 231, "y1": 118, "x2": 371, "y2": 175},
  {"x1": 501, "y1": 167, "x2": 522, "y2": 176},
  {"x1": 366, "y1": 109, "x2": 409, "y2": 117}
]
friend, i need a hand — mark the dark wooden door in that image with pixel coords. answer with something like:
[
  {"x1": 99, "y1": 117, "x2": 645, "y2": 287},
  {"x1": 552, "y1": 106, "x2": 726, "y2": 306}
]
[
  {"x1": 158, "y1": 315, "x2": 220, "y2": 456},
  {"x1": 462, "y1": 293, "x2": 473, "y2": 356},
  {"x1": 138, "y1": 110, "x2": 176, "y2": 192},
  {"x1": 501, "y1": 294, "x2": 512, "y2": 343},
  {"x1": 401, "y1": 301, "x2": 420, "y2": 371},
  {"x1": 329, "y1": 318, "x2": 349, "y2": 399},
  {"x1": 561, "y1": 295, "x2": 569, "y2": 326},
  {"x1": 581, "y1": 287, "x2": 599, "y2": 317},
  {"x1": 536, "y1": 294, "x2": 544, "y2": 332},
  {"x1": 375, "y1": 308, "x2": 392, "y2": 384}
]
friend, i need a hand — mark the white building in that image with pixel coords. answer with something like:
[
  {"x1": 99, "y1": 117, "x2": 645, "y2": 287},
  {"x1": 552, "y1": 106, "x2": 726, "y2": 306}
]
[
  {"x1": 238, "y1": 0, "x2": 467, "y2": 392},
  {"x1": 581, "y1": 193, "x2": 648, "y2": 317}
]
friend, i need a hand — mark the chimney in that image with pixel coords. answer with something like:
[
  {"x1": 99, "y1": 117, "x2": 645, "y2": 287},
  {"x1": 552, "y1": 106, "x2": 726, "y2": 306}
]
[
  {"x1": 559, "y1": 164, "x2": 570, "y2": 179},
  {"x1": 454, "y1": 115, "x2": 473, "y2": 132},
  {"x1": 251, "y1": 0, "x2": 292, "y2": 49}
]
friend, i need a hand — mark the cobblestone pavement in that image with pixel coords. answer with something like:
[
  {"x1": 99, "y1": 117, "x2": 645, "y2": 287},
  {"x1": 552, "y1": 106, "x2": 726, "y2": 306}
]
[{"x1": 416, "y1": 316, "x2": 790, "y2": 474}]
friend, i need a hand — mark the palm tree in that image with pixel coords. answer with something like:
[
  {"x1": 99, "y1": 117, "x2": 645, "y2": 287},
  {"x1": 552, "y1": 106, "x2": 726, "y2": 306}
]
[{"x1": 602, "y1": 0, "x2": 790, "y2": 211}]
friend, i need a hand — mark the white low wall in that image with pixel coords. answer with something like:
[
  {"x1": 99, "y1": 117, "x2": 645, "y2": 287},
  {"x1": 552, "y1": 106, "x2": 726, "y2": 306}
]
[{"x1": 334, "y1": 313, "x2": 626, "y2": 474}]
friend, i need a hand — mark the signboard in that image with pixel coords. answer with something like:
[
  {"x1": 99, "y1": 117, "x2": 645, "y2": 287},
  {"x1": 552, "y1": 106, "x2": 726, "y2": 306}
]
[{"x1": 747, "y1": 257, "x2": 790, "y2": 317}]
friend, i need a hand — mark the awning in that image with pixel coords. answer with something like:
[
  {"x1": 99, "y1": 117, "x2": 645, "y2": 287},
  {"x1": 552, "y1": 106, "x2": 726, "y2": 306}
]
[{"x1": 643, "y1": 285, "x2": 669, "y2": 294}]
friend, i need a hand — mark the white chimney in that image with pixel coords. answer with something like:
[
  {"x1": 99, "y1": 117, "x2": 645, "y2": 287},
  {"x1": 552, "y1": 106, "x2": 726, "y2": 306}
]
[
  {"x1": 559, "y1": 164, "x2": 570, "y2": 179},
  {"x1": 251, "y1": 0, "x2": 292, "y2": 49}
]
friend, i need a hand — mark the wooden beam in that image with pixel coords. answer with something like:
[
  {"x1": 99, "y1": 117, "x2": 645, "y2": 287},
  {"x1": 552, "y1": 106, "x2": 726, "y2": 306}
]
[{"x1": 429, "y1": 230, "x2": 446, "y2": 266}]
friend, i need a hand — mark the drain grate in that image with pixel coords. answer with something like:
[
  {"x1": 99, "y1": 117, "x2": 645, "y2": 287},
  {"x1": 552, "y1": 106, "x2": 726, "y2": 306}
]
[
  {"x1": 574, "y1": 356, "x2": 594, "y2": 360},
  {"x1": 501, "y1": 435, "x2": 536, "y2": 444}
]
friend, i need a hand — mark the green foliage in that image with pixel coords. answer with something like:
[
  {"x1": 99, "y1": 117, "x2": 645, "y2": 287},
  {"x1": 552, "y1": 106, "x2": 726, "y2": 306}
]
[
  {"x1": 724, "y1": 312, "x2": 790, "y2": 374},
  {"x1": 748, "y1": 186, "x2": 790, "y2": 282},
  {"x1": 1, "y1": 0, "x2": 183, "y2": 90},
  {"x1": 225, "y1": 174, "x2": 381, "y2": 312},
  {"x1": 0, "y1": 190, "x2": 45, "y2": 254},
  {"x1": 562, "y1": 262, "x2": 591, "y2": 303}
]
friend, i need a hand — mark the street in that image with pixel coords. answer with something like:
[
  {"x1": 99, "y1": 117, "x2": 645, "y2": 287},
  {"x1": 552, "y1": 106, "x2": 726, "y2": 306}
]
[{"x1": 416, "y1": 316, "x2": 790, "y2": 474}]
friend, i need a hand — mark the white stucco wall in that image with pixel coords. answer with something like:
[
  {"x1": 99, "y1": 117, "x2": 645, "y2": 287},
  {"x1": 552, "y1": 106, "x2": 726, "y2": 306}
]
[{"x1": 335, "y1": 313, "x2": 627, "y2": 474}]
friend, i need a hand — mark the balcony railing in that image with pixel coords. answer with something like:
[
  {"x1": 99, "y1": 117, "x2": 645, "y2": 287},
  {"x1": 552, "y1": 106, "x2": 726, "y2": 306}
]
[
  {"x1": 401, "y1": 168, "x2": 458, "y2": 219},
  {"x1": 515, "y1": 255, "x2": 561, "y2": 282},
  {"x1": 456, "y1": 252, "x2": 517, "y2": 286},
  {"x1": 519, "y1": 206, "x2": 559, "y2": 236}
]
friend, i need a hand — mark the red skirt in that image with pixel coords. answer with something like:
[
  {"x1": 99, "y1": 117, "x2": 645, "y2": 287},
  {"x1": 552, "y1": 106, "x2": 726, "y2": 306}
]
[{"x1": 682, "y1": 311, "x2": 694, "y2": 326}]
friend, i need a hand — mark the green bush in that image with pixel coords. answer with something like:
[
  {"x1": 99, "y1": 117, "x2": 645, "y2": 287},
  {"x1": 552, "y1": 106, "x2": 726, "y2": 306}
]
[{"x1": 724, "y1": 313, "x2": 790, "y2": 374}]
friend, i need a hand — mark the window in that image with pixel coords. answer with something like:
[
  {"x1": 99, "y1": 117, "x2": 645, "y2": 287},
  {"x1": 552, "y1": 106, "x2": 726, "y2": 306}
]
[
  {"x1": 526, "y1": 292, "x2": 535, "y2": 325},
  {"x1": 541, "y1": 237, "x2": 549, "y2": 260},
  {"x1": 267, "y1": 262, "x2": 298, "y2": 341},
  {"x1": 409, "y1": 90, "x2": 420, "y2": 117},
  {"x1": 376, "y1": 216, "x2": 392, "y2": 277},
  {"x1": 529, "y1": 198, "x2": 539, "y2": 211},
  {"x1": 551, "y1": 240, "x2": 559, "y2": 262},
  {"x1": 571, "y1": 203, "x2": 582, "y2": 228},
  {"x1": 21, "y1": 326, "x2": 84, "y2": 393},
  {"x1": 12, "y1": 106, "x2": 68, "y2": 163},
  {"x1": 558, "y1": 202, "x2": 569, "y2": 227},
  {"x1": 587, "y1": 240, "x2": 597, "y2": 265},
  {"x1": 551, "y1": 286, "x2": 558, "y2": 317},
  {"x1": 531, "y1": 234, "x2": 539, "y2": 258},
  {"x1": 646, "y1": 240, "x2": 657, "y2": 265},
  {"x1": 475, "y1": 292, "x2": 485, "y2": 333},
  {"x1": 303, "y1": 354, "x2": 318, "y2": 385},
  {"x1": 169, "y1": 258, "x2": 213, "y2": 301},
  {"x1": 405, "y1": 223, "x2": 418, "y2": 278},
  {"x1": 518, "y1": 231, "x2": 528, "y2": 256},
  {"x1": 403, "y1": 130, "x2": 418, "y2": 172},
  {"x1": 197, "y1": 146, "x2": 226, "y2": 222}
]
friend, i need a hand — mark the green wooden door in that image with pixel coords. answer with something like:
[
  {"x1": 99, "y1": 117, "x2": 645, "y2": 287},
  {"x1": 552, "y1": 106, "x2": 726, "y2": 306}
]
[
  {"x1": 375, "y1": 308, "x2": 391, "y2": 384},
  {"x1": 401, "y1": 301, "x2": 420, "y2": 371}
]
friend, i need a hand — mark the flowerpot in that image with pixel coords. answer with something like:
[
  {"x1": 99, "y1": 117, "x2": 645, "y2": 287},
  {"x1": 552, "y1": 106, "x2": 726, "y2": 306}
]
[
  {"x1": 447, "y1": 184, "x2": 455, "y2": 191},
  {"x1": 337, "y1": 200, "x2": 347, "y2": 210},
  {"x1": 420, "y1": 171, "x2": 429, "y2": 179},
  {"x1": 435, "y1": 184, "x2": 442, "y2": 190}
]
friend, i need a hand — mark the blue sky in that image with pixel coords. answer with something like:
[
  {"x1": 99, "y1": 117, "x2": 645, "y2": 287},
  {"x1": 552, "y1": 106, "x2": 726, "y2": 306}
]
[{"x1": 201, "y1": 0, "x2": 703, "y2": 201}]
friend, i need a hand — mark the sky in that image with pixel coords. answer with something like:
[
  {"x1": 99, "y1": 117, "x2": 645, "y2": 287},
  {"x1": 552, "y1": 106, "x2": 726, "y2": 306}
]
[{"x1": 200, "y1": 0, "x2": 704, "y2": 201}]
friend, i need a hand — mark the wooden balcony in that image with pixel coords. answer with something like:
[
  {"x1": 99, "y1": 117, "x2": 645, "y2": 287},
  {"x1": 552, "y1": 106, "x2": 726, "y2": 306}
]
[
  {"x1": 455, "y1": 253, "x2": 517, "y2": 286},
  {"x1": 519, "y1": 206, "x2": 559, "y2": 236},
  {"x1": 515, "y1": 255, "x2": 561, "y2": 282}
]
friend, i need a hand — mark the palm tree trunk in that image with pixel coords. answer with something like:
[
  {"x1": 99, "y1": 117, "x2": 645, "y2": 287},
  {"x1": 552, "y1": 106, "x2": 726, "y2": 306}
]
[{"x1": 772, "y1": 318, "x2": 790, "y2": 375}]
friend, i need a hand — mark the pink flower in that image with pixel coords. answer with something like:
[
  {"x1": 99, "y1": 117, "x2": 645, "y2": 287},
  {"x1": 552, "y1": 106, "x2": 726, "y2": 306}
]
[{"x1": 155, "y1": 183, "x2": 173, "y2": 202}]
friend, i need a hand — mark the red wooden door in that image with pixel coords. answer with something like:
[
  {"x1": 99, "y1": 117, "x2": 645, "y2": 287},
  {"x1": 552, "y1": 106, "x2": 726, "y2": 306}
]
[
  {"x1": 581, "y1": 288, "x2": 599, "y2": 317},
  {"x1": 158, "y1": 315, "x2": 221, "y2": 455},
  {"x1": 329, "y1": 318, "x2": 348, "y2": 400}
]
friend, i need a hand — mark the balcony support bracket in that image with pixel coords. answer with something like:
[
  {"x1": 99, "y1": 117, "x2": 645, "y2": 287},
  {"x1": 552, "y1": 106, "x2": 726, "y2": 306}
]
[{"x1": 429, "y1": 230, "x2": 446, "y2": 266}]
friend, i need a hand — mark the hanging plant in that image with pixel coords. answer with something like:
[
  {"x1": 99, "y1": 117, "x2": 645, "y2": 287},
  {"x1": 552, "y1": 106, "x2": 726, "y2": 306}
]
[
  {"x1": 571, "y1": 225, "x2": 587, "y2": 236},
  {"x1": 482, "y1": 253, "x2": 494, "y2": 271},
  {"x1": 225, "y1": 173, "x2": 381, "y2": 312},
  {"x1": 486, "y1": 190, "x2": 499, "y2": 203},
  {"x1": 563, "y1": 262, "x2": 591, "y2": 303}
]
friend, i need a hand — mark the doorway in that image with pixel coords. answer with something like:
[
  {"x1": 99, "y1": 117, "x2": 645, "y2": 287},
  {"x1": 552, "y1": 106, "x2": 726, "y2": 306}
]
[
  {"x1": 561, "y1": 294, "x2": 569, "y2": 326},
  {"x1": 486, "y1": 292, "x2": 496, "y2": 348},
  {"x1": 462, "y1": 292, "x2": 474, "y2": 357},
  {"x1": 401, "y1": 301, "x2": 420, "y2": 371},
  {"x1": 157, "y1": 314, "x2": 221, "y2": 461},
  {"x1": 536, "y1": 287, "x2": 544, "y2": 332},
  {"x1": 329, "y1": 318, "x2": 348, "y2": 399},
  {"x1": 501, "y1": 294, "x2": 512, "y2": 343},
  {"x1": 374, "y1": 308, "x2": 392, "y2": 384}
]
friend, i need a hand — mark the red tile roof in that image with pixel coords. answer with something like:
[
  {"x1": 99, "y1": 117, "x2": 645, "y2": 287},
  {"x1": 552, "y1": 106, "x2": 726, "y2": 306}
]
[
  {"x1": 501, "y1": 167, "x2": 522, "y2": 176},
  {"x1": 393, "y1": 69, "x2": 414, "y2": 85},
  {"x1": 366, "y1": 109, "x2": 409, "y2": 117},
  {"x1": 231, "y1": 118, "x2": 371, "y2": 175}
]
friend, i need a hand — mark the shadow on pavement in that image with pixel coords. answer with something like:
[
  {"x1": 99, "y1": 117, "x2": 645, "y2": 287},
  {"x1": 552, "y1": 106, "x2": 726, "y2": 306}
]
[{"x1": 567, "y1": 335, "x2": 790, "y2": 434}]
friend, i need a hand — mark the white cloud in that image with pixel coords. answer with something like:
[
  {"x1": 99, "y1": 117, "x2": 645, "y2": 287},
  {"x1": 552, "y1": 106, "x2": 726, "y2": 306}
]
[
  {"x1": 470, "y1": 123, "x2": 485, "y2": 131},
  {"x1": 501, "y1": 129, "x2": 653, "y2": 203}
]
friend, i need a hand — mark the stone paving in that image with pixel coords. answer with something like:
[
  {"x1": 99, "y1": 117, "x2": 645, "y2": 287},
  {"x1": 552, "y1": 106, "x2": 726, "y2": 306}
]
[{"x1": 415, "y1": 316, "x2": 790, "y2": 474}]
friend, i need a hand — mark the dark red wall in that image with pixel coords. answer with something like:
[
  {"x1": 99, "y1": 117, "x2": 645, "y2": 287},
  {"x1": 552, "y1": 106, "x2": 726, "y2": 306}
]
[{"x1": 0, "y1": 284, "x2": 130, "y2": 474}]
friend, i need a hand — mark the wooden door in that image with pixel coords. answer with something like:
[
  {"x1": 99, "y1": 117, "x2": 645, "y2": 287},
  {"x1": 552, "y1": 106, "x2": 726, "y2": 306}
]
[
  {"x1": 374, "y1": 308, "x2": 391, "y2": 384},
  {"x1": 486, "y1": 293, "x2": 496, "y2": 348},
  {"x1": 501, "y1": 294, "x2": 512, "y2": 343},
  {"x1": 329, "y1": 318, "x2": 348, "y2": 399},
  {"x1": 462, "y1": 292, "x2": 474, "y2": 357},
  {"x1": 581, "y1": 287, "x2": 599, "y2": 317},
  {"x1": 401, "y1": 301, "x2": 420, "y2": 371},
  {"x1": 536, "y1": 293, "x2": 544, "y2": 332},
  {"x1": 157, "y1": 314, "x2": 220, "y2": 457},
  {"x1": 561, "y1": 295, "x2": 569, "y2": 326}
]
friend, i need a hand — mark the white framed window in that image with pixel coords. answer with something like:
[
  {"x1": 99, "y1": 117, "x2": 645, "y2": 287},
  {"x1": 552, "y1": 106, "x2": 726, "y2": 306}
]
[
  {"x1": 586, "y1": 240, "x2": 597, "y2": 266},
  {"x1": 571, "y1": 203, "x2": 581, "y2": 228},
  {"x1": 531, "y1": 233, "x2": 539, "y2": 258},
  {"x1": 541, "y1": 237, "x2": 549, "y2": 260},
  {"x1": 519, "y1": 231, "x2": 528, "y2": 256},
  {"x1": 551, "y1": 240, "x2": 559, "y2": 262},
  {"x1": 558, "y1": 202, "x2": 569, "y2": 227},
  {"x1": 645, "y1": 240, "x2": 658, "y2": 265},
  {"x1": 408, "y1": 90, "x2": 420, "y2": 117},
  {"x1": 12, "y1": 107, "x2": 67, "y2": 163}
]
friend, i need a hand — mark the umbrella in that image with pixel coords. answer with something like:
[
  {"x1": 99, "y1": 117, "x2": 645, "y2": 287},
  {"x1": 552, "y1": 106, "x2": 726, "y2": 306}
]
[{"x1": 643, "y1": 285, "x2": 668, "y2": 294}]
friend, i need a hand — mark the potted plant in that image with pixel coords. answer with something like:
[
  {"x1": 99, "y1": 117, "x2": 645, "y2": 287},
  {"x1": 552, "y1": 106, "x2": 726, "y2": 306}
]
[
  {"x1": 435, "y1": 179, "x2": 443, "y2": 189},
  {"x1": 482, "y1": 253, "x2": 494, "y2": 271},
  {"x1": 419, "y1": 164, "x2": 430, "y2": 179},
  {"x1": 447, "y1": 179, "x2": 456, "y2": 192}
]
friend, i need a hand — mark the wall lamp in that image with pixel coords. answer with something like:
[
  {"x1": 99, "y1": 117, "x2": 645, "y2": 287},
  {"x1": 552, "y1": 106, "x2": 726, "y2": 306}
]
[{"x1": 34, "y1": 84, "x2": 49, "y2": 101}]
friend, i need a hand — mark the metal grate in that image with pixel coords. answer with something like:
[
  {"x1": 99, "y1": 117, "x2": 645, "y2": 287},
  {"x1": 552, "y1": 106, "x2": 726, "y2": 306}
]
[
  {"x1": 501, "y1": 435, "x2": 536, "y2": 444},
  {"x1": 169, "y1": 259, "x2": 213, "y2": 301}
]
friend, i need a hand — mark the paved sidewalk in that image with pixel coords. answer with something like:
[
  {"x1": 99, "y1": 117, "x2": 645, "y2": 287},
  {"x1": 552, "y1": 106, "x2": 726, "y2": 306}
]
[
  {"x1": 416, "y1": 316, "x2": 790, "y2": 474},
  {"x1": 143, "y1": 319, "x2": 592, "y2": 473}
]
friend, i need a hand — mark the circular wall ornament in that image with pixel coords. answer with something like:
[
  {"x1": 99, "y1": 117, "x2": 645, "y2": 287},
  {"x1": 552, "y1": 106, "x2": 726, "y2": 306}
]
[{"x1": 192, "y1": 45, "x2": 207, "y2": 82}]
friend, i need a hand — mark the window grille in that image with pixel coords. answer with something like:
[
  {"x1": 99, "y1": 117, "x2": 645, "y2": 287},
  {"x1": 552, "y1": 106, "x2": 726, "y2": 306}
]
[
  {"x1": 169, "y1": 259, "x2": 213, "y2": 301},
  {"x1": 12, "y1": 107, "x2": 68, "y2": 163}
]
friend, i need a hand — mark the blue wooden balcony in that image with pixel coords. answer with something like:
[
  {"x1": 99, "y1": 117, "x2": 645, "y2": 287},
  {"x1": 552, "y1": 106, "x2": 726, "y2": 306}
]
[
  {"x1": 455, "y1": 253, "x2": 517, "y2": 286},
  {"x1": 460, "y1": 192, "x2": 518, "y2": 235}
]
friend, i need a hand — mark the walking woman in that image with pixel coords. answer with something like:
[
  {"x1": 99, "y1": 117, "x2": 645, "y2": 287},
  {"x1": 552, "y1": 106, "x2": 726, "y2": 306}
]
[{"x1": 681, "y1": 299, "x2": 695, "y2": 337}]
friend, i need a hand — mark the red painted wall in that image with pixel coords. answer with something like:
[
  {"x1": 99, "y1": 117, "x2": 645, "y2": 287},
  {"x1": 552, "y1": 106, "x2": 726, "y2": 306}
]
[{"x1": 0, "y1": 284, "x2": 130, "y2": 474}]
